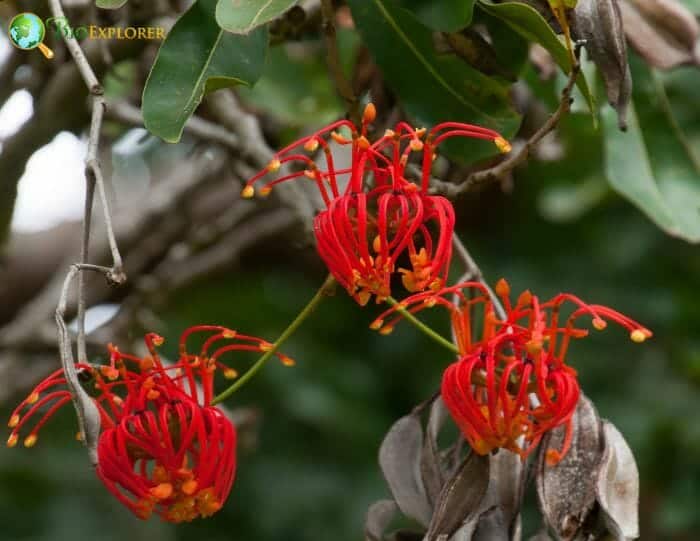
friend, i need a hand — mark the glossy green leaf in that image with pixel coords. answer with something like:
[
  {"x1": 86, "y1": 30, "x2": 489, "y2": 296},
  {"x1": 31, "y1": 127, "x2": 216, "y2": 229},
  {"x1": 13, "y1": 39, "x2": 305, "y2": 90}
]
[
  {"x1": 396, "y1": 0, "x2": 476, "y2": 32},
  {"x1": 347, "y1": 0, "x2": 520, "y2": 162},
  {"x1": 143, "y1": 0, "x2": 267, "y2": 143},
  {"x1": 216, "y1": 0, "x2": 298, "y2": 34},
  {"x1": 96, "y1": 0, "x2": 128, "y2": 8},
  {"x1": 602, "y1": 60, "x2": 700, "y2": 243},
  {"x1": 478, "y1": 0, "x2": 594, "y2": 114}
]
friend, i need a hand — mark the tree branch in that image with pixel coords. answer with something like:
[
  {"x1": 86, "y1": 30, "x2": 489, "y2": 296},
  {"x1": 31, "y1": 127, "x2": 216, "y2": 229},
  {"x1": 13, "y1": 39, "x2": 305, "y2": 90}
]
[{"x1": 430, "y1": 55, "x2": 582, "y2": 198}]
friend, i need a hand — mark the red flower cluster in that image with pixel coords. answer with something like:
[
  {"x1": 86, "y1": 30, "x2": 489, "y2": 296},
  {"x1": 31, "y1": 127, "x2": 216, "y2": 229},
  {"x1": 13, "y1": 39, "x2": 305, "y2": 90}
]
[
  {"x1": 242, "y1": 104, "x2": 511, "y2": 305},
  {"x1": 372, "y1": 279, "x2": 651, "y2": 463},
  {"x1": 7, "y1": 326, "x2": 292, "y2": 522}
]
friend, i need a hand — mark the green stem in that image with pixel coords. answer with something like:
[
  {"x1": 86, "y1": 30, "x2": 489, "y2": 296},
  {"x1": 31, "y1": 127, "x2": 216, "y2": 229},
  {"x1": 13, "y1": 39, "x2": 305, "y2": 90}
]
[
  {"x1": 386, "y1": 296, "x2": 459, "y2": 355},
  {"x1": 212, "y1": 275, "x2": 336, "y2": 405}
]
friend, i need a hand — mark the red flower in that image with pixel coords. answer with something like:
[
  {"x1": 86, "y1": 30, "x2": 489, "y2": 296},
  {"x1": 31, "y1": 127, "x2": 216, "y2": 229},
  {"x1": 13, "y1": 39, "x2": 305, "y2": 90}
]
[
  {"x1": 371, "y1": 279, "x2": 651, "y2": 461},
  {"x1": 7, "y1": 326, "x2": 290, "y2": 522},
  {"x1": 240, "y1": 104, "x2": 510, "y2": 305}
]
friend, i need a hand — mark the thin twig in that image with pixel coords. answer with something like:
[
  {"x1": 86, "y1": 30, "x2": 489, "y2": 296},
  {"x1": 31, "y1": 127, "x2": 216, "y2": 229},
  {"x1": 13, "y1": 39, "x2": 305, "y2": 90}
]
[
  {"x1": 431, "y1": 49, "x2": 583, "y2": 198},
  {"x1": 55, "y1": 264, "x2": 110, "y2": 466},
  {"x1": 48, "y1": 0, "x2": 126, "y2": 463},
  {"x1": 320, "y1": 0, "x2": 360, "y2": 123},
  {"x1": 451, "y1": 234, "x2": 506, "y2": 321}
]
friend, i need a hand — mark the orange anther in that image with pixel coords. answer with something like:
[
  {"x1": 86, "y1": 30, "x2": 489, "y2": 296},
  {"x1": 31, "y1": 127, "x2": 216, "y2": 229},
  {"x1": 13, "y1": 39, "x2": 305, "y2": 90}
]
[
  {"x1": 363, "y1": 103, "x2": 376, "y2": 124},
  {"x1": 8, "y1": 414, "x2": 19, "y2": 429},
  {"x1": 150, "y1": 483, "x2": 174, "y2": 500},
  {"x1": 181, "y1": 479, "x2": 198, "y2": 496},
  {"x1": 495, "y1": 279, "x2": 510, "y2": 297}
]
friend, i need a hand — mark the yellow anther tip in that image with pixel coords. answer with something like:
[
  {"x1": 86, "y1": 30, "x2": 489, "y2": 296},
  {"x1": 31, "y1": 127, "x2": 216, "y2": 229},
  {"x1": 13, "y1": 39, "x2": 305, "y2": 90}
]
[
  {"x1": 495, "y1": 136, "x2": 512, "y2": 154},
  {"x1": 7, "y1": 434, "x2": 18, "y2": 448},
  {"x1": 241, "y1": 186, "x2": 255, "y2": 199},
  {"x1": 379, "y1": 326, "x2": 394, "y2": 336},
  {"x1": 24, "y1": 434, "x2": 37, "y2": 448},
  {"x1": 223, "y1": 369, "x2": 238, "y2": 380},
  {"x1": 280, "y1": 356, "x2": 296, "y2": 367},
  {"x1": 369, "y1": 320, "x2": 384, "y2": 331},
  {"x1": 8, "y1": 414, "x2": 19, "y2": 429},
  {"x1": 27, "y1": 392, "x2": 39, "y2": 405},
  {"x1": 410, "y1": 139, "x2": 424, "y2": 151},
  {"x1": 259, "y1": 187, "x2": 272, "y2": 198},
  {"x1": 423, "y1": 298, "x2": 437, "y2": 308},
  {"x1": 259, "y1": 343, "x2": 273, "y2": 352},
  {"x1": 384, "y1": 129, "x2": 395, "y2": 138},
  {"x1": 592, "y1": 318, "x2": 607, "y2": 331},
  {"x1": 268, "y1": 159, "x2": 281, "y2": 172},
  {"x1": 630, "y1": 329, "x2": 647, "y2": 343},
  {"x1": 151, "y1": 335, "x2": 165, "y2": 346},
  {"x1": 222, "y1": 329, "x2": 237, "y2": 339},
  {"x1": 304, "y1": 138, "x2": 319, "y2": 152}
]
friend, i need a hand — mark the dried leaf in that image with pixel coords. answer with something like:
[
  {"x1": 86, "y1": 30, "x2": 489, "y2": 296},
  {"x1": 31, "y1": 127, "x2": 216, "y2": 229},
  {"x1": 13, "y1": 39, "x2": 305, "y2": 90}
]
[
  {"x1": 537, "y1": 395, "x2": 604, "y2": 541},
  {"x1": 421, "y1": 397, "x2": 449, "y2": 507},
  {"x1": 473, "y1": 506, "x2": 510, "y2": 541},
  {"x1": 572, "y1": 0, "x2": 632, "y2": 129},
  {"x1": 366, "y1": 500, "x2": 399, "y2": 541},
  {"x1": 596, "y1": 421, "x2": 640, "y2": 540},
  {"x1": 425, "y1": 453, "x2": 490, "y2": 541},
  {"x1": 619, "y1": 0, "x2": 700, "y2": 69},
  {"x1": 379, "y1": 414, "x2": 433, "y2": 527}
]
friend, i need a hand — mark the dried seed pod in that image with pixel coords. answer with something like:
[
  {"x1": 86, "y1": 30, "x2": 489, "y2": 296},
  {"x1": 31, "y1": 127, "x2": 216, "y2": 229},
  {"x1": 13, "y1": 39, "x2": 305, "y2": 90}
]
[
  {"x1": 365, "y1": 500, "x2": 398, "y2": 541},
  {"x1": 424, "y1": 453, "x2": 490, "y2": 541},
  {"x1": 379, "y1": 413, "x2": 433, "y2": 527},
  {"x1": 619, "y1": 0, "x2": 700, "y2": 69},
  {"x1": 596, "y1": 420, "x2": 640, "y2": 540},
  {"x1": 421, "y1": 397, "x2": 449, "y2": 507},
  {"x1": 572, "y1": 0, "x2": 632, "y2": 130},
  {"x1": 537, "y1": 395, "x2": 605, "y2": 541}
]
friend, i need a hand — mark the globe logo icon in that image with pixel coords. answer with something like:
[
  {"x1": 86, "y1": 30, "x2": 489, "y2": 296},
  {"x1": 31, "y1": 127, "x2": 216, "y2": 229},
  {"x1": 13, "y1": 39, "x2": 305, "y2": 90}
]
[{"x1": 8, "y1": 13, "x2": 54, "y2": 59}]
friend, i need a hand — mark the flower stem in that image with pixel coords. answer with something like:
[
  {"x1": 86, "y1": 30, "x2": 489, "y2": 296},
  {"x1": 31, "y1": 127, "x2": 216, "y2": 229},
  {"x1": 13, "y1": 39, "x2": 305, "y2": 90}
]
[
  {"x1": 386, "y1": 296, "x2": 459, "y2": 355},
  {"x1": 212, "y1": 275, "x2": 336, "y2": 405}
]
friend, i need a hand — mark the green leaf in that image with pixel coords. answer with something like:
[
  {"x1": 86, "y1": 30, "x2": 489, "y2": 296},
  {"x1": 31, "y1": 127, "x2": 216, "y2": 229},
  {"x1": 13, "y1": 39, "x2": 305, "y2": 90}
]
[
  {"x1": 396, "y1": 0, "x2": 476, "y2": 32},
  {"x1": 216, "y1": 0, "x2": 299, "y2": 34},
  {"x1": 602, "y1": 60, "x2": 700, "y2": 243},
  {"x1": 477, "y1": 0, "x2": 594, "y2": 114},
  {"x1": 96, "y1": 0, "x2": 128, "y2": 8},
  {"x1": 143, "y1": 0, "x2": 267, "y2": 143},
  {"x1": 347, "y1": 0, "x2": 520, "y2": 162}
]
